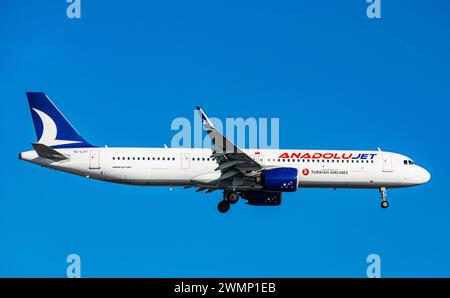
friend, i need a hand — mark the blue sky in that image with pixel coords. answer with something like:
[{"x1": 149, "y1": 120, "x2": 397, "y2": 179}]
[{"x1": 1, "y1": 0, "x2": 449, "y2": 277}]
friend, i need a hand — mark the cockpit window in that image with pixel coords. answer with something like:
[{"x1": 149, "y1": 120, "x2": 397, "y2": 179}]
[
  {"x1": 408, "y1": 160, "x2": 414, "y2": 165},
  {"x1": 404, "y1": 160, "x2": 408, "y2": 165},
  {"x1": 404, "y1": 160, "x2": 415, "y2": 165}
]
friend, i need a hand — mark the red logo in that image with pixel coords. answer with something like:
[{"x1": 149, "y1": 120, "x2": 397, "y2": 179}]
[{"x1": 302, "y1": 168, "x2": 309, "y2": 176}]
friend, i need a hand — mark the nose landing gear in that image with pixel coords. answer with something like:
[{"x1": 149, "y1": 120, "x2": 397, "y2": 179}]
[
  {"x1": 217, "y1": 191, "x2": 240, "y2": 213},
  {"x1": 380, "y1": 187, "x2": 389, "y2": 209}
]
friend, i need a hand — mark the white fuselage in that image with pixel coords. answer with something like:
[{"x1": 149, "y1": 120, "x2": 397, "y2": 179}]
[{"x1": 19, "y1": 147, "x2": 430, "y2": 189}]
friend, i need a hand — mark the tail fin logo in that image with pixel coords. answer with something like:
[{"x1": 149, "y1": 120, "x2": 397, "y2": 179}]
[{"x1": 32, "y1": 108, "x2": 81, "y2": 147}]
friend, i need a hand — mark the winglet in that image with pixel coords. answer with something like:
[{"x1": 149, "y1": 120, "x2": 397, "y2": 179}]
[{"x1": 196, "y1": 107, "x2": 215, "y2": 130}]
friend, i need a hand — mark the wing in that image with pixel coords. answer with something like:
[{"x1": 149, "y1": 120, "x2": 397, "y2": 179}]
[{"x1": 196, "y1": 107, "x2": 263, "y2": 190}]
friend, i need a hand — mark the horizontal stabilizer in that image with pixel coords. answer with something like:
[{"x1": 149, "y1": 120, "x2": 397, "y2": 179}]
[{"x1": 31, "y1": 142, "x2": 68, "y2": 161}]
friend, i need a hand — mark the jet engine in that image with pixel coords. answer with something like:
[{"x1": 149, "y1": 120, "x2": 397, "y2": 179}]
[
  {"x1": 261, "y1": 167, "x2": 298, "y2": 192},
  {"x1": 240, "y1": 191, "x2": 282, "y2": 206}
]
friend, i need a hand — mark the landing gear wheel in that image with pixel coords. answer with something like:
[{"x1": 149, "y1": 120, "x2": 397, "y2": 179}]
[
  {"x1": 218, "y1": 200, "x2": 231, "y2": 213},
  {"x1": 379, "y1": 187, "x2": 389, "y2": 209},
  {"x1": 227, "y1": 191, "x2": 240, "y2": 204}
]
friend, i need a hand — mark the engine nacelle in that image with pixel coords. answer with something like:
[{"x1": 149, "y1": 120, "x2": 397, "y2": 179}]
[
  {"x1": 261, "y1": 167, "x2": 298, "y2": 192},
  {"x1": 240, "y1": 191, "x2": 282, "y2": 206}
]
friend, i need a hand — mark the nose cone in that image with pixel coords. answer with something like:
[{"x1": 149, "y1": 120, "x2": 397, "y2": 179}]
[{"x1": 418, "y1": 167, "x2": 431, "y2": 184}]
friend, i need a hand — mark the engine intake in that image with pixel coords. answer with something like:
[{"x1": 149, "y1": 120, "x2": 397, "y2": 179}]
[
  {"x1": 261, "y1": 167, "x2": 298, "y2": 192},
  {"x1": 240, "y1": 191, "x2": 282, "y2": 206}
]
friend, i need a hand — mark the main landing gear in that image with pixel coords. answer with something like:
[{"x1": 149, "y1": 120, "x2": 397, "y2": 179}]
[
  {"x1": 217, "y1": 191, "x2": 240, "y2": 213},
  {"x1": 380, "y1": 187, "x2": 389, "y2": 209},
  {"x1": 218, "y1": 200, "x2": 230, "y2": 213}
]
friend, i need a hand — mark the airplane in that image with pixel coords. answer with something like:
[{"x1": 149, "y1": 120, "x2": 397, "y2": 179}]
[{"x1": 19, "y1": 92, "x2": 431, "y2": 213}]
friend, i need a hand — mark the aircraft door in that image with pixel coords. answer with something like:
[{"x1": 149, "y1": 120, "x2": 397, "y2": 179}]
[
  {"x1": 89, "y1": 150, "x2": 101, "y2": 169},
  {"x1": 181, "y1": 153, "x2": 190, "y2": 169},
  {"x1": 382, "y1": 152, "x2": 393, "y2": 172}
]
